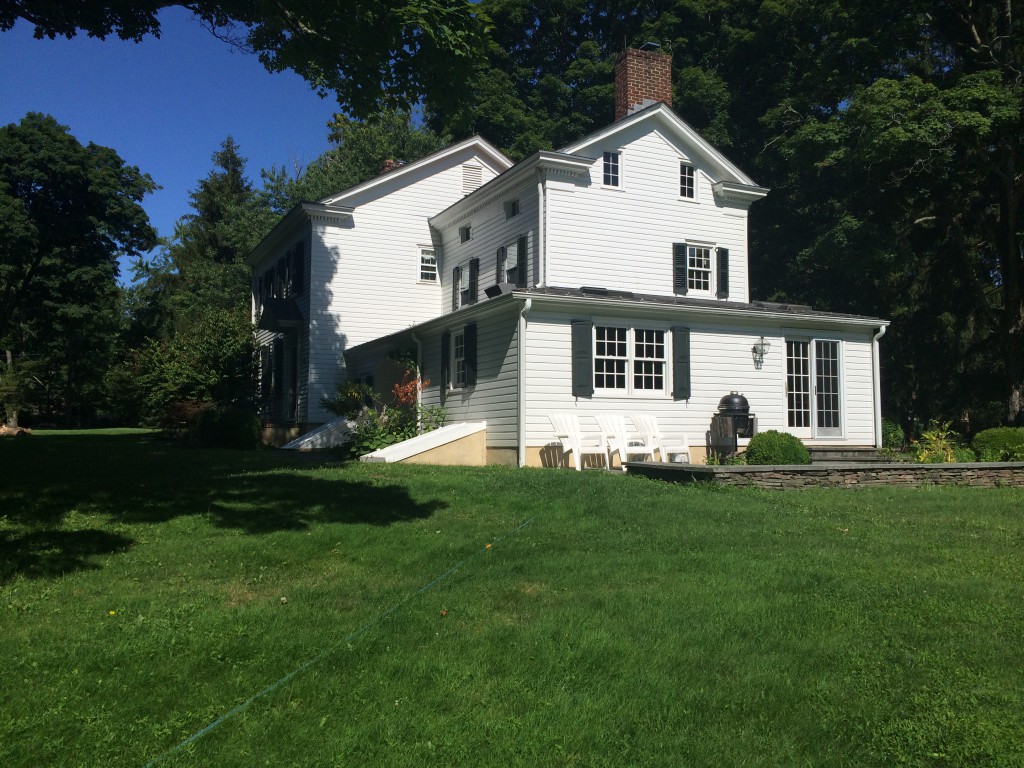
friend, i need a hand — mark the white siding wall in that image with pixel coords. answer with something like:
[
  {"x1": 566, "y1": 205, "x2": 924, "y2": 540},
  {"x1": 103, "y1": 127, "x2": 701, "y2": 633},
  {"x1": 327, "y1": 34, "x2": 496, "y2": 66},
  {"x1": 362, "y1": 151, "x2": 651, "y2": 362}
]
[
  {"x1": 546, "y1": 125, "x2": 751, "y2": 302},
  {"x1": 306, "y1": 152, "x2": 502, "y2": 423},
  {"x1": 522, "y1": 309, "x2": 877, "y2": 451},
  {"x1": 418, "y1": 308, "x2": 521, "y2": 448},
  {"x1": 437, "y1": 182, "x2": 540, "y2": 312}
]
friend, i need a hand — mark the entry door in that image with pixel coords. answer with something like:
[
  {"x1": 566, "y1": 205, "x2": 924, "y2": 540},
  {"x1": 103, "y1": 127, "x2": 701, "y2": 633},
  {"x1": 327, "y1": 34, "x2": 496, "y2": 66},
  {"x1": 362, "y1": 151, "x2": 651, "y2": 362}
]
[{"x1": 786, "y1": 339, "x2": 843, "y2": 438}]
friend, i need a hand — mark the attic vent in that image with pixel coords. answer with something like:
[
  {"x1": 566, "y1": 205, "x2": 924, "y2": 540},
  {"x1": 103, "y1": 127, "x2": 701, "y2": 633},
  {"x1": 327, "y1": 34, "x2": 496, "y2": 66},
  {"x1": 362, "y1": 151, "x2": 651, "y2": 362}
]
[{"x1": 462, "y1": 164, "x2": 483, "y2": 194}]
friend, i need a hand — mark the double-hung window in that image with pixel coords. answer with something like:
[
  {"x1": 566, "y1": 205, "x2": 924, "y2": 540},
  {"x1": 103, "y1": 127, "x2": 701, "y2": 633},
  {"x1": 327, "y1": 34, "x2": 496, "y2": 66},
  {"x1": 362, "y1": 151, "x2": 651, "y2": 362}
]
[
  {"x1": 603, "y1": 151, "x2": 620, "y2": 187},
  {"x1": 452, "y1": 329, "x2": 467, "y2": 388},
  {"x1": 680, "y1": 163, "x2": 695, "y2": 199},
  {"x1": 593, "y1": 326, "x2": 667, "y2": 395},
  {"x1": 419, "y1": 247, "x2": 437, "y2": 282},
  {"x1": 687, "y1": 246, "x2": 712, "y2": 292}
]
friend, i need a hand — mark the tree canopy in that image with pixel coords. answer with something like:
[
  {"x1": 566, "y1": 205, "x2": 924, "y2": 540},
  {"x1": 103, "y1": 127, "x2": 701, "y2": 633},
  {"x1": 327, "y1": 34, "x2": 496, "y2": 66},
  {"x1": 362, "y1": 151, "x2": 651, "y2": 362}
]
[{"x1": 2, "y1": 0, "x2": 487, "y2": 115}]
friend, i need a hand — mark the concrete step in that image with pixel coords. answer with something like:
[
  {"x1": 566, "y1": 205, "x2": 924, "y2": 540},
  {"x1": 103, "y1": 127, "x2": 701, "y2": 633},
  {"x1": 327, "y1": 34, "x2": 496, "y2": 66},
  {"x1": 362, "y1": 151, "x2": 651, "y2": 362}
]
[{"x1": 807, "y1": 445, "x2": 881, "y2": 464}]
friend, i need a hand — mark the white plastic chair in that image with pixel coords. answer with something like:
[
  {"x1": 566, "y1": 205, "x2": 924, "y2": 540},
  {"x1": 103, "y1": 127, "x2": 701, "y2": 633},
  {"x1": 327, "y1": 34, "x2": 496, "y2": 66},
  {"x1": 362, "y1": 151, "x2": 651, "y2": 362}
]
[
  {"x1": 631, "y1": 414, "x2": 690, "y2": 463},
  {"x1": 548, "y1": 413, "x2": 607, "y2": 471},
  {"x1": 594, "y1": 413, "x2": 656, "y2": 467}
]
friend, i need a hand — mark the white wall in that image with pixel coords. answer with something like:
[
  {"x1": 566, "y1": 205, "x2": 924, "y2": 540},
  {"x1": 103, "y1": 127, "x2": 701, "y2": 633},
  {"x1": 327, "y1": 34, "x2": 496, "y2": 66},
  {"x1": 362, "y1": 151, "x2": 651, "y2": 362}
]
[{"x1": 546, "y1": 124, "x2": 752, "y2": 302}]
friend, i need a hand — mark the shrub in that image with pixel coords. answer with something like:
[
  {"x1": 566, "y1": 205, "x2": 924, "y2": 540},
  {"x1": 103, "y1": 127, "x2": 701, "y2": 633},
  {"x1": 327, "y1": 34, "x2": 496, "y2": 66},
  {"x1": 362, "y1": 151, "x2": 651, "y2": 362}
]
[
  {"x1": 911, "y1": 421, "x2": 969, "y2": 463},
  {"x1": 971, "y1": 427, "x2": 1024, "y2": 462},
  {"x1": 881, "y1": 418, "x2": 905, "y2": 450},
  {"x1": 196, "y1": 406, "x2": 261, "y2": 449},
  {"x1": 745, "y1": 430, "x2": 811, "y2": 465}
]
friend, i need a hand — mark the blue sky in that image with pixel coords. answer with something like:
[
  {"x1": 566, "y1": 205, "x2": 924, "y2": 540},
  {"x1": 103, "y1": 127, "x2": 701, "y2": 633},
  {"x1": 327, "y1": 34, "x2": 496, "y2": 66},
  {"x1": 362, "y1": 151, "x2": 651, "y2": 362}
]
[{"x1": 0, "y1": 8, "x2": 340, "y2": 280}]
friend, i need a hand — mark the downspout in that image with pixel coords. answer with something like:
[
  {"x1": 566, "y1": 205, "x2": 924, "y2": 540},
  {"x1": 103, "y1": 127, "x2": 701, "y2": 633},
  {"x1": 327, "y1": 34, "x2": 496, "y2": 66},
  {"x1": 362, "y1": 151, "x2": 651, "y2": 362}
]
[
  {"x1": 536, "y1": 171, "x2": 546, "y2": 287},
  {"x1": 411, "y1": 331, "x2": 423, "y2": 430},
  {"x1": 872, "y1": 325, "x2": 887, "y2": 448},
  {"x1": 517, "y1": 298, "x2": 533, "y2": 467}
]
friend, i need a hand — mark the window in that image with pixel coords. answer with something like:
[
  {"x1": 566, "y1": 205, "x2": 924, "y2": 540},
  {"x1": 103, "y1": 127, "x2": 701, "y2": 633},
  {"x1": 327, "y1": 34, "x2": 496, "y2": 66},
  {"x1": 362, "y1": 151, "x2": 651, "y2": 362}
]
[
  {"x1": 680, "y1": 163, "x2": 695, "y2": 199},
  {"x1": 441, "y1": 324, "x2": 477, "y2": 397},
  {"x1": 603, "y1": 151, "x2": 620, "y2": 187},
  {"x1": 498, "y1": 236, "x2": 528, "y2": 287},
  {"x1": 453, "y1": 329, "x2": 467, "y2": 388},
  {"x1": 454, "y1": 259, "x2": 478, "y2": 309},
  {"x1": 504, "y1": 198, "x2": 520, "y2": 219},
  {"x1": 459, "y1": 225, "x2": 471, "y2": 243},
  {"x1": 593, "y1": 326, "x2": 667, "y2": 395},
  {"x1": 419, "y1": 247, "x2": 437, "y2": 281},
  {"x1": 687, "y1": 246, "x2": 712, "y2": 292}
]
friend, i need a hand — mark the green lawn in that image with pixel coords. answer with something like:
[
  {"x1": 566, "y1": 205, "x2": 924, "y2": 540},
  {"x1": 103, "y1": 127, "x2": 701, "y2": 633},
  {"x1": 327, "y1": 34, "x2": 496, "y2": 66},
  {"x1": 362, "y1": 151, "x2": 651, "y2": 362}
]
[{"x1": 2, "y1": 432, "x2": 1022, "y2": 767}]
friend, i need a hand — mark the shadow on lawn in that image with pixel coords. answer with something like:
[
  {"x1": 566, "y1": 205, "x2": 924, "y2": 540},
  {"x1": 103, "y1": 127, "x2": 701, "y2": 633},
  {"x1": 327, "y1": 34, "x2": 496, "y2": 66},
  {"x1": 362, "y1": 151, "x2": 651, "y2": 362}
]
[{"x1": 0, "y1": 432, "x2": 448, "y2": 580}]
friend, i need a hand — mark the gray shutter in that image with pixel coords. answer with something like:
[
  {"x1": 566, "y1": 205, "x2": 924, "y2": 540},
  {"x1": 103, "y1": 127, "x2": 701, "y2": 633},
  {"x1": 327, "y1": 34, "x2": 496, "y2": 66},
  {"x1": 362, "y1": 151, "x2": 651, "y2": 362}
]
[
  {"x1": 464, "y1": 323, "x2": 477, "y2": 386},
  {"x1": 469, "y1": 258, "x2": 479, "y2": 304},
  {"x1": 452, "y1": 267, "x2": 461, "y2": 311},
  {"x1": 672, "y1": 326, "x2": 691, "y2": 400},
  {"x1": 571, "y1": 320, "x2": 594, "y2": 397},
  {"x1": 516, "y1": 235, "x2": 528, "y2": 288},
  {"x1": 673, "y1": 243, "x2": 688, "y2": 295},
  {"x1": 441, "y1": 331, "x2": 451, "y2": 403},
  {"x1": 716, "y1": 247, "x2": 729, "y2": 299}
]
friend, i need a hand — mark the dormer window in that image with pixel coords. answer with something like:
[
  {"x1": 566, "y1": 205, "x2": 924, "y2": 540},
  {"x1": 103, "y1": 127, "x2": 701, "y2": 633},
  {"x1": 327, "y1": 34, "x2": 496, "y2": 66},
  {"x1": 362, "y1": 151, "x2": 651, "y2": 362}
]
[
  {"x1": 603, "y1": 151, "x2": 620, "y2": 187},
  {"x1": 680, "y1": 163, "x2": 695, "y2": 199}
]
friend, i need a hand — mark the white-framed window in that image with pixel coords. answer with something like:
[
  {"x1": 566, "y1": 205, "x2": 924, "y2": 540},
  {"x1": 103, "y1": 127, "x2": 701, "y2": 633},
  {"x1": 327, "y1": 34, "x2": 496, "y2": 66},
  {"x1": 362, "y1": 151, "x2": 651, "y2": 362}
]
[
  {"x1": 419, "y1": 247, "x2": 437, "y2": 282},
  {"x1": 680, "y1": 163, "x2": 696, "y2": 199},
  {"x1": 593, "y1": 326, "x2": 668, "y2": 395},
  {"x1": 459, "y1": 263, "x2": 471, "y2": 306},
  {"x1": 603, "y1": 151, "x2": 620, "y2": 187},
  {"x1": 459, "y1": 225, "x2": 471, "y2": 243},
  {"x1": 687, "y1": 245, "x2": 713, "y2": 292},
  {"x1": 504, "y1": 198, "x2": 520, "y2": 219},
  {"x1": 499, "y1": 235, "x2": 527, "y2": 285},
  {"x1": 452, "y1": 329, "x2": 467, "y2": 388}
]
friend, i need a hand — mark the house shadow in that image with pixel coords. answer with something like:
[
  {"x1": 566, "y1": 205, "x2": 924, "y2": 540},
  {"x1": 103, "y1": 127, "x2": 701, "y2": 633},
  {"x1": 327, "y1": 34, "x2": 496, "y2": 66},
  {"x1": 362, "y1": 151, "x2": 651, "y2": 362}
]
[{"x1": 0, "y1": 432, "x2": 448, "y2": 582}]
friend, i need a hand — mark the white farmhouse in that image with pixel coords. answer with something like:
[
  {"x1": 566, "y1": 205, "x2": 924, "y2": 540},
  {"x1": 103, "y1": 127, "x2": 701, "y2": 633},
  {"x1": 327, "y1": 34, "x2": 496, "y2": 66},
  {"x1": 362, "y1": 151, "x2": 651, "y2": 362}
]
[{"x1": 249, "y1": 47, "x2": 888, "y2": 465}]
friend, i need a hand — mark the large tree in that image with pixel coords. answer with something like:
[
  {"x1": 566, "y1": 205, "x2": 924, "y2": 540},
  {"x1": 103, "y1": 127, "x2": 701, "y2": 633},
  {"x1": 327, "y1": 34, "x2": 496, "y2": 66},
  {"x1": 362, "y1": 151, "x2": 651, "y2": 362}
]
[
  {"x1": 0, "y1": 113, "x2": 156, "y2": 425},
  {"x1": 1, "y1": 0, "x2": 487, "y2": 116}
]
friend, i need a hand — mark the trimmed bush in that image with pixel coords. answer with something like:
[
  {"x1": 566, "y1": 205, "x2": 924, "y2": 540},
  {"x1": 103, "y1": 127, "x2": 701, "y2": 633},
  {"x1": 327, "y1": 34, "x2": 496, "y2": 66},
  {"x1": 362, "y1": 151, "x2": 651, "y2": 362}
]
[
  {"x1": 196, "y1": 406, "x2": 261, "y2": 449},
  {"x1": 971, "y1": 427, "x2": 1024, "y2": 462},
  {"x1": 745, "y1": 430, "x2": 811, "y2": 465}
]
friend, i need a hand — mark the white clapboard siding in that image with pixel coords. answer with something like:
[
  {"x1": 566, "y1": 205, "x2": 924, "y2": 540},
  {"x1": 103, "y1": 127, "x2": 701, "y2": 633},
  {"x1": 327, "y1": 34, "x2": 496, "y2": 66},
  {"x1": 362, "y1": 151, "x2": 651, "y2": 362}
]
[
  {"x1": 522, "y1": 309, "x2": 878, "y2": 450},
  {"x1": 437, "y1": 182, "x2": 540, "y2": 311},
  {"x1": 306, "y1": 151, "x2": 503, "y2": 424},
  {"x1": 545, "y1": 127, "x2": 750, "y2": 302},
  {"x1": 417, "y1": 309, "x2": 520, "y2": 448}
]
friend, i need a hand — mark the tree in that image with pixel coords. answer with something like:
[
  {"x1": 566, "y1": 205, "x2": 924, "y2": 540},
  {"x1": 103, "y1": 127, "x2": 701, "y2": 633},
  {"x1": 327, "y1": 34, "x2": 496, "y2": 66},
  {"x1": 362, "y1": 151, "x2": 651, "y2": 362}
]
[
  {"x1": 0, "y1": 113, "x2": 156, "y2": 425},
  {"x1": 2, "y1": 0, "x2": 488, "y2": 116}
]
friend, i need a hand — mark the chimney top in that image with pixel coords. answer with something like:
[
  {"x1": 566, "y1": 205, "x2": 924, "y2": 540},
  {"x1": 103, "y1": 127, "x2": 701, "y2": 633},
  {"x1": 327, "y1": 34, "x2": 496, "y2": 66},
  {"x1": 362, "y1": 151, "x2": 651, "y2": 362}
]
[{"x1": 614, "y1": 47, "x2": 673, "y2": 121}]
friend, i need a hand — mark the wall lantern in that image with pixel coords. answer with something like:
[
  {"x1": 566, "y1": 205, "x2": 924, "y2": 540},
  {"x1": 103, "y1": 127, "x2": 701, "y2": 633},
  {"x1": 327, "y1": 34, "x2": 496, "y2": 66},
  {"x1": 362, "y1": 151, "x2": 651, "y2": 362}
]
[{"x1": 751, "y1": 336, "x2": 771, "y2": 369}]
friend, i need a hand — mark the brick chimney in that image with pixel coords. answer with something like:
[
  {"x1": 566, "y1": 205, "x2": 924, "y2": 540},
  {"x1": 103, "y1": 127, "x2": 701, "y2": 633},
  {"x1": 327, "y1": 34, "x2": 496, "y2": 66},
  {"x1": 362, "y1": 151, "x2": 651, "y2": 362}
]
[{"x1": 614, "y1": 47, "x2": 673, "y2": 120}]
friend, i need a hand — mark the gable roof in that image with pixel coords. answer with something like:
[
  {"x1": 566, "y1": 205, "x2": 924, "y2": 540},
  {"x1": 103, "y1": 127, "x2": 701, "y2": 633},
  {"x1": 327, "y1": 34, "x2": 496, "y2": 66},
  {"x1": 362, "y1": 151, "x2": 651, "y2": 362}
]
[
  {"x1": 319, "y1": 135, "x2": 513, "y2": 207},
  {"x1": 559, "y1": 102, "x2": 764, "y2": 190}
]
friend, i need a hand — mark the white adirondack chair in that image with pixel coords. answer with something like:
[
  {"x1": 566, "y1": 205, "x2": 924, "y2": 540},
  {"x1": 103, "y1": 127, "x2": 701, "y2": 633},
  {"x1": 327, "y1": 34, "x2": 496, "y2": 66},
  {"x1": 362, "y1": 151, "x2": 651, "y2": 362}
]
[
  {"x1": 548, "y1": 413, "x2": 607, "y2": 471},
  {"x1": 631, "y1": 414, "x2": 691, "y2": 463},
  {"x1": 594, "y1": 413, "x2": 657, "y2": 467}
]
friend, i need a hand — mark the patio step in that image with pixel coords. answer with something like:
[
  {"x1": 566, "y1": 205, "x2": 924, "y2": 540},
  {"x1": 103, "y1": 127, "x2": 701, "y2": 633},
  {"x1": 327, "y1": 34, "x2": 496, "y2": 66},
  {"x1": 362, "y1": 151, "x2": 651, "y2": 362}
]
[{"x1": 806, "y1": 445, "x2": 881, "y2": 464}]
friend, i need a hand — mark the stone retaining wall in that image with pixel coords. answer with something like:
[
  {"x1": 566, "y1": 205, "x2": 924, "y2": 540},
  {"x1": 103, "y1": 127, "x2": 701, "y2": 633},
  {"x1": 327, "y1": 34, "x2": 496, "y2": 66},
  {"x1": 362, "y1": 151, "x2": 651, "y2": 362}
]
[{"x1": 628, "y1": 462, "x2": 1024, "y2": 489}]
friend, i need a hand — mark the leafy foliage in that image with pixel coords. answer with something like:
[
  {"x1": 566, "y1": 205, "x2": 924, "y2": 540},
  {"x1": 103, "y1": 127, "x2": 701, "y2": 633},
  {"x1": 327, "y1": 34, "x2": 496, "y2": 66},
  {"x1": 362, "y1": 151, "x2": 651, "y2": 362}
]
[
  {"x1": 971, "y1": 427, "x2": 1024, "y2": 462},
  {"x1": 196, "y1": 405, "x2": 262, "y2": 448},
  {"x1": 3, "y1": 1, "x2": 488, "y2": 117},
  {"x1": 881, "y1": 418, "x2": 905, "y2": 451},
  {"x1": 745, "y1": 430, "x2": 811, "y2": 465},
  {"x1": 911, "y1": 421, "x2": 965, "y2": 464}
]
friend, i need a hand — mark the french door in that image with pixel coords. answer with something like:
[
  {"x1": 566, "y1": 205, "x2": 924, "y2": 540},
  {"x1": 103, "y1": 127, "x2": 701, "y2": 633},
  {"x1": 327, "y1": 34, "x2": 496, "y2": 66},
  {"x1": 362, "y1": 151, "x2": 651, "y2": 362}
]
[{"x1": 786, "y1": 339, "x2": 842, "y2": 438}]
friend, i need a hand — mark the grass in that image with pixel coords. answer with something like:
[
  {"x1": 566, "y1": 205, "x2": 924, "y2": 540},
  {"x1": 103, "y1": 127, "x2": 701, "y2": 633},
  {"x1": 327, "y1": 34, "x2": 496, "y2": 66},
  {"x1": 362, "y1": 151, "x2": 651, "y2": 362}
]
[{"x1": 2, "y1": 431, "x2": 1023, "y2": 767}]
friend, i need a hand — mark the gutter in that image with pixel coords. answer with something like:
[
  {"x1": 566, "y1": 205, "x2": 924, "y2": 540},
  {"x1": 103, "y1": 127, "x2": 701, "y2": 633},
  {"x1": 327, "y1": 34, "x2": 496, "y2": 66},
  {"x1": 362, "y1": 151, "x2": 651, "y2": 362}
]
[
  {"x1": 872, "y1": 325, "x2": 887, "y2": 448},
  {"x1": 517, "y1": 298, "x2": 533, "y2": 467},
  {"x1": 537, "y1": 170, "x2": 546, "y2": 287}
]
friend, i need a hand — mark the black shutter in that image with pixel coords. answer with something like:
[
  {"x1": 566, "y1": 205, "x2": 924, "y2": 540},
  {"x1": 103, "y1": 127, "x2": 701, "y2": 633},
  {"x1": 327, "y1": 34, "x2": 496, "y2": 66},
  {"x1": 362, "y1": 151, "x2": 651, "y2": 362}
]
[
  {"x1": 571, "y1": 320, "x2": 594, "y2": 397},
  {"x1": 272, "y1": 338, "x2": 284, "y2": 397},
  {"x1": 716, "y1": 247, "x2": 729, "y2": 299},
  {"x1": 516, "y1": 235, "x2": 528, "y2": 288},
  {"x1": 673, "y1": 243, "x2": 688, "y2": 295},
  {"x1": 468, "y1": 258, "x2": 479, "y2": 305},
  {"x1": 441, "y1": 331, "x2": 451, "y2": 403},
  {"x1": 672, "y1": 326, "x2": 691, "y2": 400},
  {"x1": 496, "y1": 247, "x2": 505, "y2": 282},
  {"x1": 452, "y1": 267, "x2": 461, "y2": 311},
  {"x1": 464, "y1": 323, "x2": 477, "y2": 387},
  {"x1": 292, "y1": 241, "x2": 304, "y2": 295}
]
